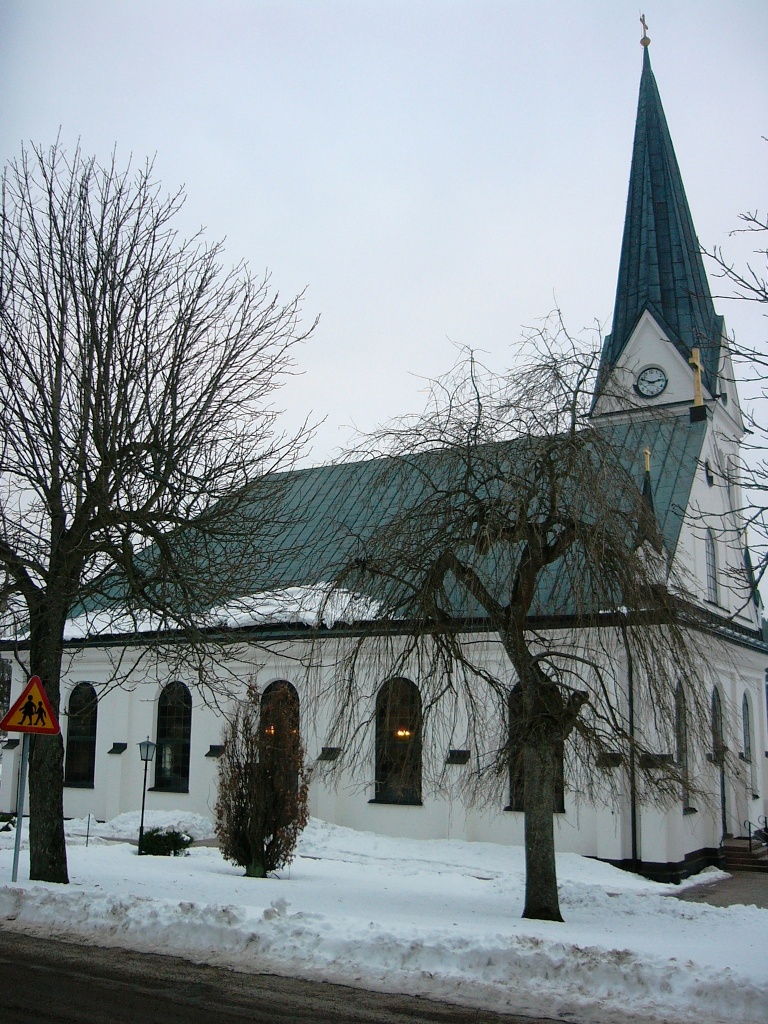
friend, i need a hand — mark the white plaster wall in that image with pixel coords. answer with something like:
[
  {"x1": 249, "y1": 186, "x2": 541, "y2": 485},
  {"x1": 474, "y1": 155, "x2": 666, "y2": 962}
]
[{"x1": 2, "y1": 603, "x2": 764, "y2": 871}]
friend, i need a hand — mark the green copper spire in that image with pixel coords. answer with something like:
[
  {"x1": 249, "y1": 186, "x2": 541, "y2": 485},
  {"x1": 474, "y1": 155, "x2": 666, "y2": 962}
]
[{"x1": 598, "y1": 45, "x2": 723, "y2": 396}]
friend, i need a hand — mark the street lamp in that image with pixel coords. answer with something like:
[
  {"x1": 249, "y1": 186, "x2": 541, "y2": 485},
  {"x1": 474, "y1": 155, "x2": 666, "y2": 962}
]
[{"x1": 138, "y1": 737, "x2": 156, "y2": 856}]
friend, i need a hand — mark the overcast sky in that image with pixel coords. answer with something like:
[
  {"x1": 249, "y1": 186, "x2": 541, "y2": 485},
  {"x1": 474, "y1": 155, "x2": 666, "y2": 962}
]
[{"x1": 1, "y1": 1, "x2": 766, "y2": 463}]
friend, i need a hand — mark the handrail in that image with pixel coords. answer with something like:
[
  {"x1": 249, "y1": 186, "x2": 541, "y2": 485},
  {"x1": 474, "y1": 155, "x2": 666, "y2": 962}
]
[{"x1": 743, "y1": 818, "x2": 768, "y2": 853}]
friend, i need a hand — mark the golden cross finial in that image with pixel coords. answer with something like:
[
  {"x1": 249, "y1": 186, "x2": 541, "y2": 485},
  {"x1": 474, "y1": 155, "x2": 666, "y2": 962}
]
[
  {"x1": 644, "y1": 447, "x2": 651, "y2": 474},
  {"x1": 640, "y1": 14, "x2": 651, "y2": 47},
  {"x1": 689, "y1": 347, "x2": 704, "y2": 406}
]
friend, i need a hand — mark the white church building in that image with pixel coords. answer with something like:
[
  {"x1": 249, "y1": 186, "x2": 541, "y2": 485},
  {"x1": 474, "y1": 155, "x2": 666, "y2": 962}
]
[{"x1": 2, "y1": 43, "x2": 766, "y2": 882}]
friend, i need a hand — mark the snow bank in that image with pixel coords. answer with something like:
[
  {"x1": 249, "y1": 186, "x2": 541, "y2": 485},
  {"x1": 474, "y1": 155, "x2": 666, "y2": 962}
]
[
  {"x1": 0, "y1": 810, "x2": 217, "y2": 849},
  {"x1": 68, "y1": 810, "x2": 216, "y2": 841},
  {"x1": 0, "y1": 814, "x2": 765, "y2": 1024}
]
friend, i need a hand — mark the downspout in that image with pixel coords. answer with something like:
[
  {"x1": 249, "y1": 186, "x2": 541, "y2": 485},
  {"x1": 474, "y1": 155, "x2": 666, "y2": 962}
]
[{"x1": 620, "y1": 619, "x2": 639, "y2": 872}]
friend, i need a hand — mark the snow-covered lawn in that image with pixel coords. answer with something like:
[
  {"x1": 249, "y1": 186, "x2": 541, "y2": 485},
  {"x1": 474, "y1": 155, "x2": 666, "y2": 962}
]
[{"x1": 0, "y1": 812, "x2": 765, "y2": 1024}]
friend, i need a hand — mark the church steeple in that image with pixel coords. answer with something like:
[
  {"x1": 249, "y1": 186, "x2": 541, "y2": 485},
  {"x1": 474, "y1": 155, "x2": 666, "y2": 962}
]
[{"x1": 597, "y1": 43, "x2": 723, "y2": 399}]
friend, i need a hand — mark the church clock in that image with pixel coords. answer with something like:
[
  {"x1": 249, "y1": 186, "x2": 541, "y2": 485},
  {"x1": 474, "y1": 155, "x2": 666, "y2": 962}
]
[{"x1": 635, "y1": 366, "x2": 668, "y2": 397}]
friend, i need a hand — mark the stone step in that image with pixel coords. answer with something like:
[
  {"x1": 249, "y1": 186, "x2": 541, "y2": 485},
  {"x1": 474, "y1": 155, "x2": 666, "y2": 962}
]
[
  {"x1": 724, "y1": 850, "x2": 768, "y2": 862},
  {"x1": 723, "y1": 859, "x2": 768, "y2": 873},
  {"x1": 722, "y1": 838, "x2": 767, "y2": 851},
  {"x1": 722, "y1": 842, "x2": 768, "y2": 872}
]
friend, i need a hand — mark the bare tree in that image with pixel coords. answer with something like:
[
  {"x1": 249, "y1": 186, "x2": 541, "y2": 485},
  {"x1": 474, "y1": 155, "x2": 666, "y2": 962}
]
[
  {"x1": 0, "y1": 141, "x2": 314, "y2": 883},
  {"x1": 705, "y1": 209, "x2": 768, "y2": 308},
  {"x1": 702, "y1": 202, "x2": 768, "y2": 586},
  {"x1": 312, "y1": 323, "x2": 718, "y2": 922}
]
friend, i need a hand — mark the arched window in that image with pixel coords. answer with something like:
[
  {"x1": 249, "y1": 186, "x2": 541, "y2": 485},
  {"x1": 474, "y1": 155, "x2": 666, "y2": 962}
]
[
  {"x1": 705, "y1": 529, "x2": 719, "y2": 605},
  {"x1": 64, "y1": 683, "x2": 98, "y2": 788},
  {"x1": 375, "y1": 678, "x2": 422, "y2": 804},
  {"x1": 711, "y1": 686, "x2": 729, "y2": 838},
  {"x1": 742, "y1": 693, "x2": 753, "y2": 763},
  {"x1": 742, "y1": 692, "x2": 758, "y2": 797},
  {"x1": 260, "y1": 681, "x2": 301, "y2": 792},
  {"x1": 675, "y1": 683, "x2": 691, "y2": 811},
  {"x1": 508, "y1": 685, "x2": 525, "y2": 812},
  {"x1": 507, "y1": 684, "x2": 565, "y2": 813},
  {"x1": 711, "y1": 687, "x2": 725, "y2": 765},
  {"x1": 155, "y1": 682, "x2": 192, "y2": 792}
]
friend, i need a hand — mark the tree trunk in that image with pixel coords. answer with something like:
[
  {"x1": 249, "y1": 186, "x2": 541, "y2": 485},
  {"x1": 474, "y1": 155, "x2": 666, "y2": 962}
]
[
  {"x1": 504, "y1": 627, "x2": 565, "y2": 922},
  {"x1": 27, "y1": 608, "x2": 69, "y2": 884},
  {"x1": 522, "y1": 742, "x2": 562, "y2": 922},
  {"x1": 245, "y1": 858, "x2": 267, "y2": 878},
  {"x1": 28, "y1": 733, "x2": 68, "y2": 882}
]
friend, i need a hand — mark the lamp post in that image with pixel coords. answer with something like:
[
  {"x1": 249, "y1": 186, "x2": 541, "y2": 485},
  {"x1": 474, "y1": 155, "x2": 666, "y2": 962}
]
[{"x1": 138, "y1": 737, "x2": 156, "y2": 855}]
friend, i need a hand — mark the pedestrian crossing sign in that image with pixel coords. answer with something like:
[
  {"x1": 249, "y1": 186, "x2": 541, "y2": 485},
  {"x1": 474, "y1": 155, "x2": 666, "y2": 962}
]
[{"x1": 0, "y1": 675, "x2": 60, "y2": 734}]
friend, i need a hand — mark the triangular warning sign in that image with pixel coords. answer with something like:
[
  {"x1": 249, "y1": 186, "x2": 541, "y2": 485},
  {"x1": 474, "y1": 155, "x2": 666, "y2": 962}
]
[{"x1": 0, "y1": 675, "x2": 60, "y2": 735}]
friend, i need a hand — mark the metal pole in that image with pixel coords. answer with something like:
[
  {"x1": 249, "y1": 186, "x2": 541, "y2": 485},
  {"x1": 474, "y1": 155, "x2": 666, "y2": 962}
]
[
  {"x1": 619, "y1": 620, "x2": 639, "y2": 872},
  {"x1": 138, "y1": 756, "x2": 149, "y2": 855},
  {"x1": 627, "y1": 652, "x2": 638, "y2": 871},
  {"x1": 11, "y1": 734, "x2": 30, "y2": 883}
]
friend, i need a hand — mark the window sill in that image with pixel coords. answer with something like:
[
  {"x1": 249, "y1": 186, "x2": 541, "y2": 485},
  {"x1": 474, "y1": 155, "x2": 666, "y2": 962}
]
[
  {"x1": 148, "y1": 786, "x2": 190, "y2": 794},
  {"x1": 368, "y1": 798, "x2": 422, "y2": 807},
  {"x1": 504, "y1": 805, "x2": 566, "y2": 814},
  {"x1": 63, "y1": 782, "x2": 95, "y2": 789}
]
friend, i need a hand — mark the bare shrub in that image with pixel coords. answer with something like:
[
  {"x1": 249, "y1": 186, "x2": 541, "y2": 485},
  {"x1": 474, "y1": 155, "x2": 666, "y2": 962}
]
[{"x1": 215, "y1": 685, "x2": 309, "y2": 877}]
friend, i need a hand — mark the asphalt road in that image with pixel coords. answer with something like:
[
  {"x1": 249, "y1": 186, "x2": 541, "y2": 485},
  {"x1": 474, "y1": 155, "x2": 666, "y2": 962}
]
[{"x1": 0, "y1": 929, "x2": 565, "y2": 1024}]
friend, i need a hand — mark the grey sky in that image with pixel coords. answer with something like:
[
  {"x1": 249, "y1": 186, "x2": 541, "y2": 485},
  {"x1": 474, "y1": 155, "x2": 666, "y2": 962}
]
[{"x1": 1, "y1": 1, "x2": 766, "y2": 463}]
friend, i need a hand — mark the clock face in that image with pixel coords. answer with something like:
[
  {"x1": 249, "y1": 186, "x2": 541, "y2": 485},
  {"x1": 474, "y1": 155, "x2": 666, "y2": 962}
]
[{"x1": 635, "y1": 366, "x2": 668, "y2": 398}]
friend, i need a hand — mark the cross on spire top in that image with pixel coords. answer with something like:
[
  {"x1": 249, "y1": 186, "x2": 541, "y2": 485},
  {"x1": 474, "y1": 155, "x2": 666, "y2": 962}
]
[{"x1": 640, "y1": 14, "x2": 651, "y2": 47}]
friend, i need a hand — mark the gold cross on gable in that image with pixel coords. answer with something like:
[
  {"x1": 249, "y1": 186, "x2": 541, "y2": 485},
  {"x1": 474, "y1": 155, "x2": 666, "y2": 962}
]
[{"x1": 689, "y1": 347, "x2": 704, "y2": 406}]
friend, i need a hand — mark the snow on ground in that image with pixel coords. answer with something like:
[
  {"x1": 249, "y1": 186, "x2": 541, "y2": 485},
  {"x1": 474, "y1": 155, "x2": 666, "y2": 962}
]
[{"x1": 0, "y1": 813, "x2": 765, "y2": 1024}]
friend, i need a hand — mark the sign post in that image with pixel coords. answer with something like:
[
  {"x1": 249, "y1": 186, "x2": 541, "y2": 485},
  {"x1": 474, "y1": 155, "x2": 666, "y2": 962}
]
[
  {"x1": 0, "y1": 676, "x2": 60, "y2": 882},
  {"x1": 11, "y1": 735, "x2": 30, "y2": 883}
]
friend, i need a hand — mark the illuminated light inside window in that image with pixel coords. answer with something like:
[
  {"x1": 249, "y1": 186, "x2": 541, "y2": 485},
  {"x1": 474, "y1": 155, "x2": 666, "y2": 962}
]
[
  {"x1": 264, "y1": 724, "x2": 276, "y2": 736},
  {"x1": 395, "y1": 728, "x2": 412, "y2": 739}
]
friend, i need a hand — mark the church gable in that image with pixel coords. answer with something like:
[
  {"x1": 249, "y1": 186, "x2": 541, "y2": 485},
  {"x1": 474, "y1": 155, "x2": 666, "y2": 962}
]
[{"x1": 593, "y1": 308, "x2": 712, "y2": 415}]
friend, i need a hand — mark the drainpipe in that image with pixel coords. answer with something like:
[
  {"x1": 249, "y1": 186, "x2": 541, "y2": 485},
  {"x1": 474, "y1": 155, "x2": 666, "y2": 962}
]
[{"x1": 620, "y1": 620, "x2": 639, "y2": 872}]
